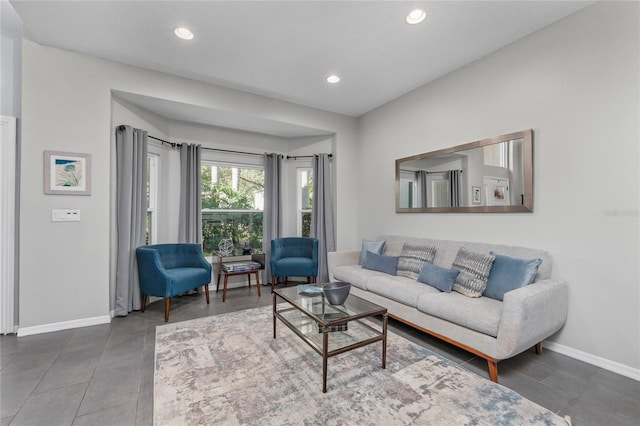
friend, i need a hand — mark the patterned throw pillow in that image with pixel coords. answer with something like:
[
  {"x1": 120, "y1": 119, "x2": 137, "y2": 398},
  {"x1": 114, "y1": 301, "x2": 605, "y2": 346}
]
[
  {"x1": 396, "y1": 244, "x2": 436, "y2": 280},
  {"x1": 452, "y1": 247, "x2": 495, "y2": 297}
]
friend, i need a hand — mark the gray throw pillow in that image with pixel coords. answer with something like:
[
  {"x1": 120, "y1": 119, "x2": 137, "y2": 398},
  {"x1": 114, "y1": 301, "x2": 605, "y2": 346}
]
[
  {"x1": 362, "y1": 251, "x2": 398, "y2": 275},
  {"x1": 451, "y1": 247, "x2": 495, "y2": 298},
  {"x1": 483, "y1": 252, "x2": 542, "y2": 300},
  {"x1": 417, "y1": 262, "x2": 460, "y2": 293},
  {"x1": 359, "y1": 239, "x2": 386, "y2": 265},
  {"x1": 397, "y1": 243, "x2": 436, "y2": 280}
]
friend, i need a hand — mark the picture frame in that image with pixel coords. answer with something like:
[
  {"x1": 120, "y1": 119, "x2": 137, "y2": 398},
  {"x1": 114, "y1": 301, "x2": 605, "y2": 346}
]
[
  {"x1": 44, "y1": 151, "x2": 92, "y2": 195},
  {"x1": 472, "y1": 186, "x2": 481, "y2": 204}
]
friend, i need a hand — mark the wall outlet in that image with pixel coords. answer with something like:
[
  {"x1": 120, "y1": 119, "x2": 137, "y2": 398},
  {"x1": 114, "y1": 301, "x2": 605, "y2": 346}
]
[{"x1": 52, "y1": 209, "x2": 80, "y2": 222}]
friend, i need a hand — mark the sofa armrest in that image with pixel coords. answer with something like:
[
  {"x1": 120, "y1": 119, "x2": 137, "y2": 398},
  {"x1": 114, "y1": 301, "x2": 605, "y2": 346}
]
[
  {"x1": 327, "y1": 250, "x2": 360, "y2": 281},
  {"x1": 496, "y1": 279, "x2": 568, "y2": 359}
]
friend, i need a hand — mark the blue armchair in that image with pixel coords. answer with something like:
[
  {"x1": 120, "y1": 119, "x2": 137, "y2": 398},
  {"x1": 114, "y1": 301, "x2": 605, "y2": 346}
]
[
  {"x1": 136, "y1": 243, "x2": 212, "y2": 322},
  {"x1": 270, "y1": 237, "x2": 319, "y2": 292}
]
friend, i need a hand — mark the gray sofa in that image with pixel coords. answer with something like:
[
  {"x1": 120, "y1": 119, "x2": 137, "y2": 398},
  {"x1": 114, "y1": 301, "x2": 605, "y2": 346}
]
[{"x1": 327, "y1": 235, "x2": 568, "y2": 382}]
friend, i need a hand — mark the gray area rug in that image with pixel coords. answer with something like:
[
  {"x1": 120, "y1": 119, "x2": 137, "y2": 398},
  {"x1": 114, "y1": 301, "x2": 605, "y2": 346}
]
[{"x1": 155, "y1": 305, "x2": 570, "y2": 425}]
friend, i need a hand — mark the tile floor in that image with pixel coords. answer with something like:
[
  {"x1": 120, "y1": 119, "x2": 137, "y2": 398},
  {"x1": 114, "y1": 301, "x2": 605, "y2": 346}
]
[{"x1": 1, "y1": 284, "x2": 638, "y2": 425}]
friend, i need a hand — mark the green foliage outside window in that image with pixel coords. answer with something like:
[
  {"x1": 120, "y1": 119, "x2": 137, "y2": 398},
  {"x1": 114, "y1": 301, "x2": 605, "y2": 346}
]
[{"x1": 201, "y1": 164, "x2": 264, "y2": 256}]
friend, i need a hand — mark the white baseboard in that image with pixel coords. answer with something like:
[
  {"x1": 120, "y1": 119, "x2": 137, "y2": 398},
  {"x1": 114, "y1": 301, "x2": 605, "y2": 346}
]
[
  {"x1": 544, "y1": 341, "x2": 640, "y2": 381},
  {"x1": 17, "y1": 315, "x2": 111, "y2": 337}
]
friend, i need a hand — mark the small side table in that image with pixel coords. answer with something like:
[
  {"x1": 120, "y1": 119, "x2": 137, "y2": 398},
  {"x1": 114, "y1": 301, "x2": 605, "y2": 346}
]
[{"x1": 216, "y1": 268, "x2": 261, "y2": 302}]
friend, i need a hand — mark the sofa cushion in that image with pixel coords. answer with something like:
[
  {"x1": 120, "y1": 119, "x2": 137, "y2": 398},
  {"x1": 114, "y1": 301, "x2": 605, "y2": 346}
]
[
  {"x1": 332, "y1": 265, "x2": 381, "y2": 290},
  {"x1": 483, "y1": 252, "x2": 542, "y2": 300},
  {"x1": 359, "y1": 239, "x2": 386, "y2": 265},
  {"x1": 362, "y1": 252, "x2": 398, "y2": 275},
  {"x1": 416, "y1": 292, "x2": 503, "y2": 337},
  {"x1": 367, "y1": 275, "x2": 440, "y2": 308},
  {"x1": 417, "y1": 262, "x2": 460, "y2": 293},
  {"x1": 452, "y1": 248, "x2": 495, "y2": 298},
  {"x1": 396, "y1": 244, "x2": 436, "y2": 280}
]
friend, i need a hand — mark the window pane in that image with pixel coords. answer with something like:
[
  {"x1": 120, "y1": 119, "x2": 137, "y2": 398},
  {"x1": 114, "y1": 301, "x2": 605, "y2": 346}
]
[
  {"x1": 202, "y1": 165, "x2": 264, "y2": 210},
  {"x1": 300, "y1": 169, "x2": 312, "y2": 210},
  {"x1": 146, "y1": 157, "x2": 151, "y2": 208},
  {"x1": 201, "y1": 163, "x2": 265, "y2": 256},
  {"x1": 483, "y1": 142, "x2": 508, "y2": 168},
  {"x1": 202, "y1": 211, "x2": 263, "y2": 256},
  {"x1": 301, "y1": 212, "x2": 311, "y2": 237},
  {"x1": 146, "y1": 211, "x2": 152, "y2": 245}
]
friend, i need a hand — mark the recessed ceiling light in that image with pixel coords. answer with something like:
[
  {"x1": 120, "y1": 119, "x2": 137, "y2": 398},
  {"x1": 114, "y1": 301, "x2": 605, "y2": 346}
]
[
  {"x1": 174, "y1": 27, "x2": 194, "y2": 40},
  {"x1": 326, "y1": 75, "x2": 341, "y2": 84},
  {"x1": 406, "y1": 9, "x2": 426, "y2": 25}
]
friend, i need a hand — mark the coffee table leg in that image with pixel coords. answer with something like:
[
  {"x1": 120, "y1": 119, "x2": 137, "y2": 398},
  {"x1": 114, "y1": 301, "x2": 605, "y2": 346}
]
[
  {"x1": 382, "y1": 313, "x2": 388, "y2": 369},
  {"x1": 322, "y1": 330, "x2": 329, "y2": 393},
  {"x1": 272, "y1": 292, "x2": 277, "y2": 339}
]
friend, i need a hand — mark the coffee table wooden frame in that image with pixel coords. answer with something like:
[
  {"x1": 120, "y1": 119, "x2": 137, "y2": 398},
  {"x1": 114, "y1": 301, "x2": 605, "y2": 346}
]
[{"x1": 273, "y1": 287, "x2": 388, "y2": 393}]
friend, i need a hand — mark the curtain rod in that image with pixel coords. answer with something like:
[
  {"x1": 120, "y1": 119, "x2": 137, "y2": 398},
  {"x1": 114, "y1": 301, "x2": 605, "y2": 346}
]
[
  {"x1": 286, "y1": 154, "x2": 333, "y2": 160},
  {"x1": 400, "y1": 169, "x2": 463, "y2": 174},
  {"x1": 148, "y1": 135, "x2": 263, "y2": 157},
  {"x1": 140, "y1": 131, "x2": 332, "y2": 159}
]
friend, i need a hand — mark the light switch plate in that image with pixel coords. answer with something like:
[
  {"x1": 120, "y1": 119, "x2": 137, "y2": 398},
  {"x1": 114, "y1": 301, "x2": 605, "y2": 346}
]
[{"x1": 52, "y1": 209, "x2": 81, "y2": 222}]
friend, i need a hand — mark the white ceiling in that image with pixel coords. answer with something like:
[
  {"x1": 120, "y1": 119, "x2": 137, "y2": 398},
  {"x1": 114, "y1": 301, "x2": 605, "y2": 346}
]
[{"x1": 12, "y1": 0, "x2": 595, "y2": 135}]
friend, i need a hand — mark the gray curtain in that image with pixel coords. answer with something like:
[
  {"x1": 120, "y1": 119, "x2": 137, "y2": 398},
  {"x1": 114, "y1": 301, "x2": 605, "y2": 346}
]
[
  {"x1": 417, "y1": 170, "x2": 428, "y2": 208},
  {"x1": 178, "y1": 143, "x2": 202, "y2": 243},
  {"x1": 311, "y1": 153, "x2": 336, "y2": 283},
  {"x1": 263, "y1": 153, "x2": 283, "y2": 282},
  {"x1": 448, "y1": 170, "x2": 462, "y2": 207},
  {"x1": 114, "y1": 125, "x2": 147, "y2": 316}
]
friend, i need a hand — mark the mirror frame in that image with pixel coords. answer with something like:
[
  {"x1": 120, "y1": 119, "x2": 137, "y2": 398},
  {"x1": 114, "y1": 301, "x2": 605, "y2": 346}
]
[{"x1": 395, "y1": 129, "x2": 533, "y2": 213}]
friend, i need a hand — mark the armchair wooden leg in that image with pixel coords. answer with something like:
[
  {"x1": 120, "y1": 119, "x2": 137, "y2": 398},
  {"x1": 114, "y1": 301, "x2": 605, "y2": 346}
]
[
  {"x1": 312, "y1": 276, "x2": 317, "y2": 284},
  {"x1": 271, "y1": 276, "x2": 276, "y2": 293},
  {"x1": 164, "y1": 298, "x2": 171, "y2": 322},
  {"x1": 141, "y1": 294, "x2": 148, "y2": 312},
  {"x1": 204, "y1": 284, "x2": 210, "y2": 304},
  {"x1": 534, "y1": 342, "x2": 543, "y2": 355}
]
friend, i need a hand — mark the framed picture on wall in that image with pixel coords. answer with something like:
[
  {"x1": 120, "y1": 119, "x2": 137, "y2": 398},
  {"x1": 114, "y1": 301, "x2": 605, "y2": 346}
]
[
  {"x1": 472, "y1": 186, "x2": 481, "y2": 204},
  {"x1": 44, "y1": 151, "x2": 92, "y2": 195}
]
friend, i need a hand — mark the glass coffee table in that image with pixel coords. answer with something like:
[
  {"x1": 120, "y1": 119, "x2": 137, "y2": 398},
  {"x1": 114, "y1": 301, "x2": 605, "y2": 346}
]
[{"x1": 272, "y1": 285, "x2": 388, "y2": 393}]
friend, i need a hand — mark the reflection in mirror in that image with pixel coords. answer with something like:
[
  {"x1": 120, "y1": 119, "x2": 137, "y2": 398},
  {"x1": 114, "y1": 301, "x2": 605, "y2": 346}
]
[{"x1": 396, "y1": 129, "x2": 533, "y2": 213}]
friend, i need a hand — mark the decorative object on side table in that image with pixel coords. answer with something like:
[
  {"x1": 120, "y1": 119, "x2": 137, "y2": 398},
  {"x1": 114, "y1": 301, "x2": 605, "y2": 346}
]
[
  {"x1": 242, "y1": 242, "x2": 252, "y2": 255},
  {"x1": 322, "y1": 282, "x2": 351, "y2": 305},
  {"x1": 217, "y1": 238, "x2": 234, "y2": 256}
]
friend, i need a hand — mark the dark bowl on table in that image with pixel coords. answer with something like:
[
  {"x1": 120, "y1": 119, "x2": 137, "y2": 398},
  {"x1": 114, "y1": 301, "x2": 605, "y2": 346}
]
[{"x1": 323, "y1": 282, "x2": 351, "y2": 305}]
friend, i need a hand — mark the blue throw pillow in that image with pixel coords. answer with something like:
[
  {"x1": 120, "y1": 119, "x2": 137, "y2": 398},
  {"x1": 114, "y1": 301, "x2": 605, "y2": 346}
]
[
  {"x1": 483, "y1": 252, "x2": 542, "y2": 300},
  {"x1": 417, "y1": 262, "x2": 460, "y2": 293},
  {"x1": 359, "y1": 239, "x2": 386, "y2": 265},
  {"x1": 362, "y1": 251, "x2": 398, "y2": 276}
]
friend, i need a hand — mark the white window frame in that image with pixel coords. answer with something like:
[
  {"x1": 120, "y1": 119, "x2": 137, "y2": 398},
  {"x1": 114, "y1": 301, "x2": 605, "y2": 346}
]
[
  {"x1": 200, "y1": 160, "x2": 265, "y2": 253},
  {"x1": 147, "y1": 153, "x2": 159, "y2": 245},
  {"x1": 296, "y1": 167, "x2": 313, "y2": 237}
]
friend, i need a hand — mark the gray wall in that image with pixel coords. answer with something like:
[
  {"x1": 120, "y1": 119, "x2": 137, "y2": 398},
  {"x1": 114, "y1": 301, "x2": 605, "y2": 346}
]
[
  {"x1": 19, "y1": 38, "x2": 358, "y2": 333},
  {"x1": 357, "y1": 1, "x2": 639, "y2": 374},
  {"x1": 1, "y1": 0, "x2": 22, "y2": 118}
]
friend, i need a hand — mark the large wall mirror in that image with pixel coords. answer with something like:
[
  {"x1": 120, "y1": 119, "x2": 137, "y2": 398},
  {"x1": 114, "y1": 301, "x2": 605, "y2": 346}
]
[{"x1": 396, "y1": 129, "x2": 533, "y2": 213}]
